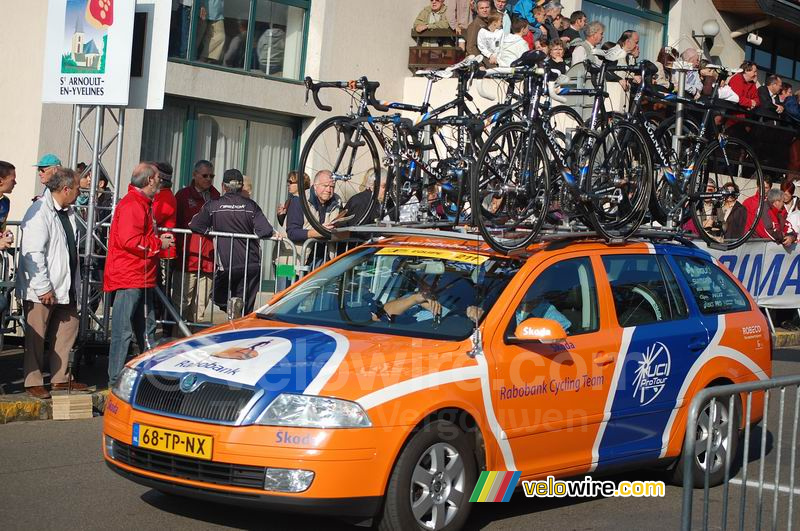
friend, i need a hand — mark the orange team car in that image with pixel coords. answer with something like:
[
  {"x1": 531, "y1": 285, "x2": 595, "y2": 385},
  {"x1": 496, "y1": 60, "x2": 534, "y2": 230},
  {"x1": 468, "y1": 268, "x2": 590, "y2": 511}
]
[{"x1": 103, "y1": 233, "x2": 771, "y2": 530}]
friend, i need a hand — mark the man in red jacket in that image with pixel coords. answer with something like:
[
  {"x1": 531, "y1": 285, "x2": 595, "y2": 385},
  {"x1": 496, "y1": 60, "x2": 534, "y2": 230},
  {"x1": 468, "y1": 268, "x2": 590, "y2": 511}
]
[
  {"x1": 756, "y1": 188, "x2": 797, "y2": 247},
  {"x1": 105, "y1": 163, "x2": 174, "y2": 385},
  {"x1": 173, "y1": 160, "x2": 220, "y2": 323},
  {"x1": 743, "y1": 176, "x2": 772, "y2": 235},
  {"x1": 727, "y1": 61, "x2": 760, "y2": 133}
]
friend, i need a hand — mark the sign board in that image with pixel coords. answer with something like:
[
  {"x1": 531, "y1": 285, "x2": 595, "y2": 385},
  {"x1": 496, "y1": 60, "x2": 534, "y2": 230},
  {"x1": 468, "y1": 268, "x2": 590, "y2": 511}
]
[
  {"x1": 697, "y1": 240, "x2": 800, "y2": 309},
  {"x1": 127, "y1": 0, "x2": 170, "y2": 109},
  {"x1": 41, "y1": 0, "x2": 136, "y2": 105}
]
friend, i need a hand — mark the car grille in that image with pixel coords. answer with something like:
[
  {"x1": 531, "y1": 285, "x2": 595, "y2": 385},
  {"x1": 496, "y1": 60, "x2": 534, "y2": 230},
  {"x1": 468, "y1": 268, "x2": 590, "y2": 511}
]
[
  {"x1": 134, "y1": 374, "x2": 256, "y2": 423},
  {"x1": 110, "y1": 439, "x2": 267, "y2": 489}
]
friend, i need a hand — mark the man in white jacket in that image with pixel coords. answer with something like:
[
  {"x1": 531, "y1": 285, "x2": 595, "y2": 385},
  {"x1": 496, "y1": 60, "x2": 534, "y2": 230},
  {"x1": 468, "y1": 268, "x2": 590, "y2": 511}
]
[{"x1": 17, "y1": 167, "x2": 86, "y2": 399}]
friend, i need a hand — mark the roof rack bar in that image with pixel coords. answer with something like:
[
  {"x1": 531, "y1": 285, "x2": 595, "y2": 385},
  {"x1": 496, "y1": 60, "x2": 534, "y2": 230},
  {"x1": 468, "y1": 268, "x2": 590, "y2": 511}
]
[{"x1": 334, "y1": 224, "x2": 700, "y2": 250}]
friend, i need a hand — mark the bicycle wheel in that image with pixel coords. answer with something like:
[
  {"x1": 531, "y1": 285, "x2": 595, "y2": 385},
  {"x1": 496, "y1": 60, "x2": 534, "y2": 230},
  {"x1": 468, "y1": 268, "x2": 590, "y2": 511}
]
[
  {"x1": 471, "y1": 123, "x2": 550, "y2": 254},
  {"x1": 584, "y1": 121, "x2": 653, "y2": 240},
  {"x1": 298, "y1": 116, "x2": 382, "y2": 238},
  {"x1": 547, "y1": 105, "x2": 584, "y2": 156},
  {"x1": 689, "y1": 137, "x2": 764, "y2": 250}
]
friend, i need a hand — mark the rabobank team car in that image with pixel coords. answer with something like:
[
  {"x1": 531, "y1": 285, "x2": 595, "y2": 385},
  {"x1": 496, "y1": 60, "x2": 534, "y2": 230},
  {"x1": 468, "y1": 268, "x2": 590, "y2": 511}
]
[{"x1": 103, "y1": 233, "x2": 771, "y2": 531}]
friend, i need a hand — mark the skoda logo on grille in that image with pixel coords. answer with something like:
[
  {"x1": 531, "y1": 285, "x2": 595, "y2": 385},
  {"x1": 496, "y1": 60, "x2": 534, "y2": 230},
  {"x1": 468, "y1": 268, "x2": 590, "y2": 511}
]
[{"x1": 180, "y1": 373, "x2": 200, "y2": 393}]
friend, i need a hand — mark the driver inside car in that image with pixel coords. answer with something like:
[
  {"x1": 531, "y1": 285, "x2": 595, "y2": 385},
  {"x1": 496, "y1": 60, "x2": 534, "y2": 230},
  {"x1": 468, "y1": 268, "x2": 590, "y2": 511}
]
[
  {"x1": 375, "y1": 284, "x2": 484, "y2": 323},
  {"x1": 513, "y1": 297, "x2": 572, "y2": 331}
]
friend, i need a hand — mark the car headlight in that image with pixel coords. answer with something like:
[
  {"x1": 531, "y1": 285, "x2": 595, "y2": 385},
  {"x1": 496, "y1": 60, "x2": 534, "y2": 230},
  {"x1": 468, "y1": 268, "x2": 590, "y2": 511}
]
[
  {"x1": 111, "y1": 367, "x2": 139, "y2": 403},
  {"x1": 258, "y1": 393, "x2": 371, "y2": 428}
]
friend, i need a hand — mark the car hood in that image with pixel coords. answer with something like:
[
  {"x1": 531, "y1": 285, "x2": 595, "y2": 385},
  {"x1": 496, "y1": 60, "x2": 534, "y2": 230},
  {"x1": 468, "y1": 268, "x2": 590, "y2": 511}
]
[{"x1": 129, "y1": 320, "x2": 470, "y2": 422}]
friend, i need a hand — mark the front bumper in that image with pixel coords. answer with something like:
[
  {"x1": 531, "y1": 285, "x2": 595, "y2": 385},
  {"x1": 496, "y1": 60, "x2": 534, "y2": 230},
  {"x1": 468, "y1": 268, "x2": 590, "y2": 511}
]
[
  {"x1": 105, "y1": 459, "x2": 382, "y2": 517},
  {"x1": 103, "y1": 395, "x2": 410, "y2": 516}
]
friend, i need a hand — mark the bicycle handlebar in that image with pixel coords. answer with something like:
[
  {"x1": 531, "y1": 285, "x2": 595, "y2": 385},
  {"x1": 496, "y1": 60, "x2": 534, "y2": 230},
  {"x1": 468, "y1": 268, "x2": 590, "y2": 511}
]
[{"x1": 304, "y1": 76, "x2": 389, "y2": 112}]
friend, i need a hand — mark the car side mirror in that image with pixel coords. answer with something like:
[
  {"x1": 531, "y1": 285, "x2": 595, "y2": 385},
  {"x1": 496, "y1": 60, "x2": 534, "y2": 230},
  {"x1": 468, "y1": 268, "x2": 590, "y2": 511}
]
[{"x1": 512, "y1": 318, "x2": 568, "y2": 344}]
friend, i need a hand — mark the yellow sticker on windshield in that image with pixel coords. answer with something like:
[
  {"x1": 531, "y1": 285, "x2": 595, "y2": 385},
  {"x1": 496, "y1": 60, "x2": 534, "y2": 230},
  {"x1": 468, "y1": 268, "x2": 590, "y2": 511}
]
[{"x1": 376, "y1": 247, "x2": 489, "y2": 265}]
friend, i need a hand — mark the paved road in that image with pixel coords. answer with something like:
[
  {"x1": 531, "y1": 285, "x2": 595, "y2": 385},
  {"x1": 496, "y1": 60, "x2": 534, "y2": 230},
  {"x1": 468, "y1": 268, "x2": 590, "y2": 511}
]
[{"x1": 1, "y1": 348, "x2": 798, "y2": 531}]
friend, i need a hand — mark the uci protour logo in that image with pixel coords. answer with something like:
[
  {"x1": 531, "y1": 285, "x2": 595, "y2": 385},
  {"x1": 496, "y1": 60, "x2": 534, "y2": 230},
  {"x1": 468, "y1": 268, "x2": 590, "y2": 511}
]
[{"x1": 633, "y1": 342, "x2": 671, "y2": 405}]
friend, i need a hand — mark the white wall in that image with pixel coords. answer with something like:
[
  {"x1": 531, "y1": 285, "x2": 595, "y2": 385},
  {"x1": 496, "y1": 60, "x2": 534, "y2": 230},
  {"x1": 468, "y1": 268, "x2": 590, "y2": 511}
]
[
  {"x1": 667, "y1": 0, "x2": 744, "y2": 67},
  {"x1": 0, "y1": 2, "x2": 48, "y2": 222}
]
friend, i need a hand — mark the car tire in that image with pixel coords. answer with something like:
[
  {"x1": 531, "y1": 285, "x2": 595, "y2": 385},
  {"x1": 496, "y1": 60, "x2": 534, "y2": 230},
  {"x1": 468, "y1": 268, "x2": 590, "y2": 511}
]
[
  {"x1": 670, "y1": 392, "x2": 741, "y2": 488},
  {"x1": 377, "y1": 420, "x2": 477, "y2": 531}
]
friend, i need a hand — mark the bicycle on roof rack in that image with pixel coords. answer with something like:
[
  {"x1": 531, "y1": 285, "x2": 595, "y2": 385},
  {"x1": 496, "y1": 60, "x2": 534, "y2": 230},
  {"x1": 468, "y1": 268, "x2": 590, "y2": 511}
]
[
  {"x1": 471, "y1": 54, "x2": 653, "y2": 254},
  {"x1": 622, "y1": 61, "x2": 765, "y2": 250},
  {"x1": 300, "y1": 56, "x2": 496, "y2": 237}
]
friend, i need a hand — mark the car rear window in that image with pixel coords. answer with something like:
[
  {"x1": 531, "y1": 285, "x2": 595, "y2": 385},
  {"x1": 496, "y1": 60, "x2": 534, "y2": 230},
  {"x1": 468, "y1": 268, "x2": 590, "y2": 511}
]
[
  {"x1": 602, "y1": 255, "x2": 688, "y2": 327},
  {"x1": 673, "y1": 256, "x2": 750, "y2": 315}
]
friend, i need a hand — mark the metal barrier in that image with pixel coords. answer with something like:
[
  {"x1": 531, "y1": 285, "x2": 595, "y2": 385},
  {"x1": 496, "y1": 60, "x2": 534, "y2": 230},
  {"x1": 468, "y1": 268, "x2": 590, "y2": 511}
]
[
  {"x1": 681, "y1": 375, "x2": 800, "y2": 531},
  {"x1": 160, "y1": 227, "x2": 300, "y2": 330},
  {"x1": 296, "y1": 236, "x2": 368, "y2": 278}
]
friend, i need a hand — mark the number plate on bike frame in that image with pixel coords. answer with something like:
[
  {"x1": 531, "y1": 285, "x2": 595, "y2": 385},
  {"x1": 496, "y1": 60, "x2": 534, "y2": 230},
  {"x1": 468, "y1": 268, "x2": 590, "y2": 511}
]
[{"x1": 132, "y1": 423, "x2": 213, "y2": 460}]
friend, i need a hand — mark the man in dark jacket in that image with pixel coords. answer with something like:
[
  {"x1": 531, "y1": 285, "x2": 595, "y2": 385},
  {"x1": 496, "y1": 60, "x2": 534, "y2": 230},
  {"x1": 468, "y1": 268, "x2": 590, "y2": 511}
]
[{"x1": 190, "y1": 169, "x2": 274, "y2": 318}]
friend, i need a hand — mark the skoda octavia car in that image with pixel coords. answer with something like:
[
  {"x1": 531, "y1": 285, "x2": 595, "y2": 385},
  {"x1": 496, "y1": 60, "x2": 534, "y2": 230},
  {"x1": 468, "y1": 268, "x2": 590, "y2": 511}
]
[{"x1": 103, "y1": 234, "x2": 770, "y2": 531}]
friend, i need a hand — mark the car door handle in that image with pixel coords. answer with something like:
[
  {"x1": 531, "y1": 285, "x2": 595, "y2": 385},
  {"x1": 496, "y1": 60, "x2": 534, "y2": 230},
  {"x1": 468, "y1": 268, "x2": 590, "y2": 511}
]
[
  {"x1": 593, "y1": 352, "x2": 615, "y2": 365},
  {"x1": 688, "y1": 339, "x2": 708, "y2": 352}
]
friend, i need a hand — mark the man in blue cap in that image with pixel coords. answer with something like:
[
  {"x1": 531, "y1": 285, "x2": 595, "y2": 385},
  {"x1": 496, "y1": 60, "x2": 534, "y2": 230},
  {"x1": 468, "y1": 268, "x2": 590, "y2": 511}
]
[{"x1": 33, "y1": 153, "x2": 62, "y2": 200}]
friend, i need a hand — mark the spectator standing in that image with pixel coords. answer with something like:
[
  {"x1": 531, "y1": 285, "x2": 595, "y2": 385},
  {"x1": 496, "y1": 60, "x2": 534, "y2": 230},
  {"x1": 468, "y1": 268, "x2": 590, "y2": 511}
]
[
  {"x1": 170, "y1": 0, "x2": 193, "y2": 58},
  {"x1": 512, "y1": 0, "x2": 537, "y2": 23},
  {"x1": 782, "y1": 180, "x2": 800, "y2": 213},
  {"x1": 560, "y1": 11, "x2": 586, "y2": 43},
  {"x1": 174, "y1": 160, "x2": 220, "y2": 323},
  {"x1": 541, "y1": 2, "x2": 563, "y2": 44},
  {"x1": 223, "y1": 20, "x2": 248, "y2": 67},
  {"x1": 477, "y1": 13, "x2": 504, "y2": 65},
  {"x1": 743, "y1": 176, "x2": 772, "y2": 234},
  {"x1": 34, "y1": 154, "x2": 62, "y2": 199},
  {"x1": 0, "y1": 161, "x2": 16, "y2": 246},
  {"x1": 492, "y1": 0, "x2": 512, "y2": 34},
  {"x1": 548, "y1": 40, "x2": 568, "y2": 75},
  {"x1": 466, "y1": 0, "x2": 492, "y2": 59},
  {"x1": 105, "y1": 164, "x2": 175, "y2": 385},
  {"x1": 728, "y1": 61, "x2": 760, "y2": 111},
  {"x1": 0, "y1": 162, "x2": 16, "y2": 321},
  {"x1": 189, "y1": 169, "x2": 274, "y2": 317},
  {"x1": 339, "y1": 171, "x2": 383, "y2": 227},
  {"x1": 286, "y1": 170, "x2": 341, "y2": 268},
  {"x1": 569, "y1": 21, "x2": 604, "y2": 67},
  {"x1": 674, "y1": 48, "x2": 703, "y2": 98},
  {"x1": 198, "y1": 0, "x2": 225, "y2": 64},
  {"x1": 758, "y1": 74, "x2": 784, "y2": 118},
  {"x1": 780, "y1": 82, "x2": 793, "y2": 104},
  {"x1": 447, "y1": 0, "x2": 474, "y2": 49},
  {"x1": 498, "y1": 17, "x2": 530, "y2": 66},
  {"x1": 152, "y1": 162, "x2": 178, "y2": 332},
  {"x1": 529, "y1": 6, "x2": 547, "y2": 41},
  {"x1": 413, "y1": 0, "x2": 451, "y2": 47},
  {"x1": 756, "y1": 188, "x2": 797, "y2": 248},
  {"x1": 654, "y1": 46, "x2": 677, "y2": 90},
  {"x1": 275, "y1": 171, "x2": 309, "y2": 291},
  {"x1": 718, "y1": 182, "x2": 747, "y2": 240},
  {"x1": 18, "y1": 168, "x2": 87, "y2": 399}
]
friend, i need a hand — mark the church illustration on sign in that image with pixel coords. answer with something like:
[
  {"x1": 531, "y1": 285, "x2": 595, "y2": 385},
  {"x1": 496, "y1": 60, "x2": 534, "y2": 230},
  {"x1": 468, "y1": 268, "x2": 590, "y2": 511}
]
[{"x1": 61, "y1": 0, "x2": 109, "y2": 74}]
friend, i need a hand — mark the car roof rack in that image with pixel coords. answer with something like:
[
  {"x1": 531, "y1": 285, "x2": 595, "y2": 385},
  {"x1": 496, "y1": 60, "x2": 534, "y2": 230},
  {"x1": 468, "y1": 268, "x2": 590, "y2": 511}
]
[{"x1": 334, "y1": 224, "x2": 700, "y2": 253}]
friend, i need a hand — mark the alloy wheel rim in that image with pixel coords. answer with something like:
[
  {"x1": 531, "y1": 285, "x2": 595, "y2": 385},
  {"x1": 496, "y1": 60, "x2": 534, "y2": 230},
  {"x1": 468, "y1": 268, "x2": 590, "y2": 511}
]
[
  {"x1": 695, "y1": 400, "x2": 731, "y2": 474},
  {"x1": 410, "y1": 442, "x2": 466, "y2": 530}
]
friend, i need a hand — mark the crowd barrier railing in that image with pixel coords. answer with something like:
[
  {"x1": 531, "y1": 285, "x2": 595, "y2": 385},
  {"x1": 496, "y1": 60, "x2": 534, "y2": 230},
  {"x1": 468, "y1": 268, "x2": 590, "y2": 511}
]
[{"x1": 681, "y1": 376, "x2": 800, "y2": 531}]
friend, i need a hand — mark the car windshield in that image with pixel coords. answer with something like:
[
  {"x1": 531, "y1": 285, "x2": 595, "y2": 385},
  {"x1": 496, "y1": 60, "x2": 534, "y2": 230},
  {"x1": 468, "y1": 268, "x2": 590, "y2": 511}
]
[{"x1": 259, "y1": 246, "x2": 521, "y2": 341}]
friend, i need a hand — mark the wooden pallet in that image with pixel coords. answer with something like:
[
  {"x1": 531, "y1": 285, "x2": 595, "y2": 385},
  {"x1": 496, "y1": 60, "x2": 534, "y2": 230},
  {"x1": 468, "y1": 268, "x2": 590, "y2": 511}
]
[{"x1": 52, "y1": 393, "x2": 93, "y2": 420}]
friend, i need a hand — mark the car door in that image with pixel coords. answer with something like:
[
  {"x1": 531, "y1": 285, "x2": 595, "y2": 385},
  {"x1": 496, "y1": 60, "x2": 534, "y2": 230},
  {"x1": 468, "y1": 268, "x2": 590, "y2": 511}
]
[
  {"x1": 592, "y1": 251, "x2": 709, "y2": 467},
  {"x1": 486, "y1": 253, "x2": 622, "y2": 477}
]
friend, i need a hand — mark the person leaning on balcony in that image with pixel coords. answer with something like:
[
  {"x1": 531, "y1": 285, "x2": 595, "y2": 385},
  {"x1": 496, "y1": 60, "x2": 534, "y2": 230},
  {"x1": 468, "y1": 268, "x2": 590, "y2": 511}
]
[
  {"x1": 757, "y1": 188, "x2": 797, "y2": 249},
  {"x1": 465, "y1": 0, "x2": 492, "y2": 59},
  {"x1": 18, "y1": 168, "x2": 88, "y2": 399},
  {"x1": 568, "y1": 20, "x2": 604, "y2": 67},
  {"x1": 105, "y1": 163, "x2": 175, "y2": 386},
  {"x1": 414, "y1": 0, "x2": 451, "y2": 47},
  {"x1": 173, "y1": 160, "x2": 220, "y2": 323}
]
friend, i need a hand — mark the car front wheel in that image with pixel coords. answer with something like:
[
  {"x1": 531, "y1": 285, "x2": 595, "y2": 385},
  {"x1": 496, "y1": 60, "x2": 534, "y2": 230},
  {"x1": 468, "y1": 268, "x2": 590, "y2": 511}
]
[{"x1": 378, "y1": 420, "x2": 477, "y2": 531}]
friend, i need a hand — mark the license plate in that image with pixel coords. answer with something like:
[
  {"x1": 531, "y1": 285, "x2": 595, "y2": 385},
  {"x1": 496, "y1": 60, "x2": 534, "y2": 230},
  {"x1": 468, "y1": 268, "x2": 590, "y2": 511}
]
[{"x1": 132, "y1": 423, "x2": 213, "y2": 460}]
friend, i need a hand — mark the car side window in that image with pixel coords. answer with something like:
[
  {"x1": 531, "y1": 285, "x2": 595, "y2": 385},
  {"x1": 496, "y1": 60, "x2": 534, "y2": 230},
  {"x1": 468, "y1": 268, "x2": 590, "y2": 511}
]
[
  {"x1": 507, "y1": 257, "x2": 599, "y2": 338},
  {"x1": 602, "y1": 254, "x2": 689, "y2": 327},
  {"x1": 674, "y1": 256, "x2": 750, "y2": 314}
]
